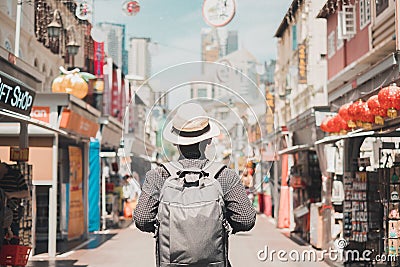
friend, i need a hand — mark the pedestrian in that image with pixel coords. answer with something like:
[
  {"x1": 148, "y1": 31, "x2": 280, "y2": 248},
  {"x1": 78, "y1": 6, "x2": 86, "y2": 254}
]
[
  {"x1": 0, "y1": 161, "x2": 30, "y2": 244},
  {"x1": 134, "y1": 103, "x2": 256, "y2": 267}
]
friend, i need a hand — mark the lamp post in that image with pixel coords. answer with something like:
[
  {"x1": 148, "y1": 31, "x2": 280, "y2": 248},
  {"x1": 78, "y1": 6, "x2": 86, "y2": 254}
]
[{"x1": 47, "y1": 11, "x2": 80, "y2": 66}]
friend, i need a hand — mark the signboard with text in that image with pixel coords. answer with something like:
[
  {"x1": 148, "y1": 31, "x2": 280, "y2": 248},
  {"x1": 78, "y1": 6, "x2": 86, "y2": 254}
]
[
  {"x1": 298, "y1": 43, "x2": 307, "y2": 84},
  {"x1": 10, "y1": 147, "x2": 29, "y2": 162},
  {"x1": 94, "y1": 42, "x2": 104, "y2": 78},
  {"x1": 30, "y1": 106, "x2": 50, "y2": 123},
  {"x1": 0, "y1": 71, "x2": 36, "y2": 116}
]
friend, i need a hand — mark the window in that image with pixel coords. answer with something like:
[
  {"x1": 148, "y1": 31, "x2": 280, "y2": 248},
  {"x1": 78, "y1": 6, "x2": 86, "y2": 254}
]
[
  {"x1": 376, "y1": 0, "x2": 389, "y2": 16},
  {"x1": 359, "y1": 0, "x2": 371, "y2": 29},
  {"x1": 4, "y1": 40, "x2": 12, "y2": 52},
  {"x1": 197, "y1": 88, "x2": 208, "y2": 98},
  {"x1": 292, "y1": 25, "x2": 297, "y2": 51},
  {"x1": 328, "y1": 31, "x2": 335, "y2": 58}
]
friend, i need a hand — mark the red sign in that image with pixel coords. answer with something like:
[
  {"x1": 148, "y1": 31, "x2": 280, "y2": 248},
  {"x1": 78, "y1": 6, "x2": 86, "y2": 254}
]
[
  {"x1": 94, "y1": 42, "x2": 104, "y2": 78},
  {"x1": 10, "y1": 147, "x2": 29, "y2": 162},
  {"x1": 30, "y1": 106, "x2": 50, "y2": 123}
]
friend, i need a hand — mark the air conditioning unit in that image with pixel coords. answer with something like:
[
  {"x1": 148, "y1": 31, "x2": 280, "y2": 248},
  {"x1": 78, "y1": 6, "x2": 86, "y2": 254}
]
[{"x1": 338, "y1": 4, "x2": 356, "y2": 40}]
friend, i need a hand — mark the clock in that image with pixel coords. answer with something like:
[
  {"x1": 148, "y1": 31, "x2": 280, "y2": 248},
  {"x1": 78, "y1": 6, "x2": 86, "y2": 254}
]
[{"x1": 202, "y1": 0, "x2": 236, "y2": 27}]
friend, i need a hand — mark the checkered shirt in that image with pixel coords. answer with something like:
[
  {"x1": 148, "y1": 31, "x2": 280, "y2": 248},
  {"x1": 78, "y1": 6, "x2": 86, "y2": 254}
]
[{"x1": 133, "y1": 158, "x2": 256, "y2": 234}]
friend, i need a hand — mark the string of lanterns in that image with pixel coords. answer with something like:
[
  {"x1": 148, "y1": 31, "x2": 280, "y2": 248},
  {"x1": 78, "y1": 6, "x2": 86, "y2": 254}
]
[{"x1": 320, "y1": 83, "x2": 400, "y2": 134}]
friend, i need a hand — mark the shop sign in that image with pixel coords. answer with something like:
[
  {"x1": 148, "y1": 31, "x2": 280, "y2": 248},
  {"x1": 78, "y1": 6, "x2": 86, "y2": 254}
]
[
  {"x1": 0, "y1": 72, "x2": 36, "y2": 116},
  {"x1": 94, "y1": 41, "x2": 104, "y2": 78},
  {"x1": 298, "y1": 43, "x2": 307, "y2": 84},
  {"x1": 59, "y1": 108, "x2": 99, "y2": 138},
  {"x1": 10, "y1": 147, "x2": 29, "y2": 162},
  {"x1": 30, "y1": 106, "x2": 50, "y2": 123}
]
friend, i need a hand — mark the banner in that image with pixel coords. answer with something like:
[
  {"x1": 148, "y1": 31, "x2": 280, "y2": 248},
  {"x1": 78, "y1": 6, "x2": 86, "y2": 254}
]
[
  {"x1": 68, "y1": 146, "x2": 85, "y2": 240},
  {"x1": 94, "y1": 42, "x2": 104, "y2": 78}
]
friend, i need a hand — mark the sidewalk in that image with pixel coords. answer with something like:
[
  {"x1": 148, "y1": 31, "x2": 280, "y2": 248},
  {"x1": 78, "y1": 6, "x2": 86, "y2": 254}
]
[{"x1": 28, "y1": 215, "x2": 329, "y2": 267}]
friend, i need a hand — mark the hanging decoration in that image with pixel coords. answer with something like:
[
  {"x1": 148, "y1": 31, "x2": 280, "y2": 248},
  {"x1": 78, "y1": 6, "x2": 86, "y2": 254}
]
[
  {"x1": 75, "y1": 0, "x2": 92, "y2": 20},
  {"x1": 378, "y1": 83, "x2": 400, "y2": 118},
  {"x1": 122, "y1": 1, "x2": 140, "y2": 16},
  {"x1": 348, "y1": 100, "x2": 366, "y2": 127},
  {"x1": 359, "y1": 102, "x2": 374, "y2": 130},
  {"x1": 366, "y1": 95, "x2": 386, "y2": 125},
  {"x1": 202, "y1": 0, "x2": 236, "y2": 27},
  {"x1": 51, "y1": 66, "x2": 91, "y2": 99},
  {"x1": 333, "y1": 115, "x2": 349, "y2": 134},
  {"x1": 320, "y1": 117, "x2": 330, "y2": 133},
  {"x1": 339, "y1": 103, "x2": 356, "y2": 129}
]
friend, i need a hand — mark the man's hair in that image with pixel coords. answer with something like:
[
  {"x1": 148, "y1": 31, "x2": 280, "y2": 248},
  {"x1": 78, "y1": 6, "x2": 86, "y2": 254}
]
[{"x1": 177, "y1": 139, "x2": 210, "y2": 159}]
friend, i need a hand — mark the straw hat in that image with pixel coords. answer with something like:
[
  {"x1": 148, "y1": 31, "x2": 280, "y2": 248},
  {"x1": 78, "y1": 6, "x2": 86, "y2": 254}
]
[{"x1": 163, "y1": 103, "x2": 220, "y2": 145}]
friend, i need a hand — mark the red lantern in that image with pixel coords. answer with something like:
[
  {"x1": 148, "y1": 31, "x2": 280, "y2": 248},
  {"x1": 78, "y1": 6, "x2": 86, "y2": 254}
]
[
  {"x1": 339, "y1": 103, "x2": 356, "y2": 128},
  {"x1": 320, "y1": 117, "x2": 330, "y2": 133},
  {"x1": 325, "y1": 117, "x2": 336, "y2": 133},
  {"x1": 359, "y1": 102, "x2": 374, "y2": 129},
  {"x1": 367, "y1": 95, "x2": 386, "y2": 125},
  {"x1": 378, "y1": 83, "x2": 400, "y2": 118},
  {"x1": 348, "y1": 100, "x2": 366, "y2": 127},
  {"x1": 332, "y1": 115, "x2": 349, "y2": 134}
]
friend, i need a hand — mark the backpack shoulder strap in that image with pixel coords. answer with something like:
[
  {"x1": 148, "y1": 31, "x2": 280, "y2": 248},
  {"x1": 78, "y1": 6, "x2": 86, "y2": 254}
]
[
  {"x1": 203, "y1": 161, "x2": 226, "y2": 179},
  {"x1": 161, "y1": 161, "x2": 183, "y2": 177}
]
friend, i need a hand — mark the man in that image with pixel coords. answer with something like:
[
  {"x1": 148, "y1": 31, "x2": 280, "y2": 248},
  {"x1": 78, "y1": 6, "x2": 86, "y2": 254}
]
[
  {"x1": 0, "y1": 161, "x2": 30, "y2": 240},
  {"x1": 134, "y1": 103, "x2": 256, "y2": 266}
]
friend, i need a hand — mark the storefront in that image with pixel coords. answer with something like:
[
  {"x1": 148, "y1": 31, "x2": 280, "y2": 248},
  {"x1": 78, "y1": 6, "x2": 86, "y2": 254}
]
[
  {"x1": 278, "y1": 107, "x2": 330, "y2": 243},
  {"x1": 0, "y1": 71, "x2": 64, "y2": 258},
  {"x1": 1, "y1": 92, "x2": 101, "y2": 256}
]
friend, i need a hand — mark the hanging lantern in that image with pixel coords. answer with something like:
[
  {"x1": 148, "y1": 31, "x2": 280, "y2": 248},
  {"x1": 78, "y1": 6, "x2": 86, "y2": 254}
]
[
  {"x1": 332, "y1": 115, "x2": 349, "y2": 134},
  {"x1": 378, "y1": 83, "x2": 400, "y2": 118},
  {"x1": 367, "y1": 95, "x2": 386, "y2": 125},
  {"x1": 325, "y1": 117, "x2": 336, "y2": 134},
  {"x1": 339, "y1": 103, "x2": 356, "y2": 129},
  {"x1": 320, "y1": 117, "x2": 330, "y2": 133},
  {"x1": 359, "y1": 102, "x2": 375, "y2": 130},
  {"x1": 348, "y1": 100, "x2": 365, "y2": 127},
  {"x1": 51, "y1": 67, "x2": 89, "y2": 99}
]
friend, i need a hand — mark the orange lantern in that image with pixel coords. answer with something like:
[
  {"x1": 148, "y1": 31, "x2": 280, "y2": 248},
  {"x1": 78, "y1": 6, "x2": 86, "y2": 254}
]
[
  {"x1": 348, "y1": 100, "x2": 365, "y2": 127},
  {"x1": 326, "y1": 116, "x2": 340, "y2": 134},
  {"x1": 378, "y1": 83, "x2": 400, "y2": 118},
  {"x1": 51, "y1": 67, "x2": 89, "y2": 99},
  {"x1": 339, "y1": 103, "x2": 356, "y2": 129},
  {"x1": 367, "y1": 95, "x2": 386, "y2": 125}
]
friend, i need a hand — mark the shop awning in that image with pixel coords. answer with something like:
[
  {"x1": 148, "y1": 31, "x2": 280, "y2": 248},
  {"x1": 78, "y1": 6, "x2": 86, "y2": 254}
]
[
  {"x1": 0, "y1": 108, "x2": 67, "y2": 135},
  {"x1": 278, "y1": 144, "x2": 314, "y2": 155},
  {"x1": 315, "y1": 129, "x2": 375, "y2": 145}
]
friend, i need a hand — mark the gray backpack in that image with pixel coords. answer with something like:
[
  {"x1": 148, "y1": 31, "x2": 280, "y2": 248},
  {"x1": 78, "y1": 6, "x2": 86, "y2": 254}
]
[{"x1": 155, "y1": 161, "x2": 230, "y2": 267}]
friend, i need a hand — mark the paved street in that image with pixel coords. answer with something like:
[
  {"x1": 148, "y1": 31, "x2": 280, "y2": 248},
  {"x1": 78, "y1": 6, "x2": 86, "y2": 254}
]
[{"x1": 28, "y1": 215, "x2": 329, "y2": 267}]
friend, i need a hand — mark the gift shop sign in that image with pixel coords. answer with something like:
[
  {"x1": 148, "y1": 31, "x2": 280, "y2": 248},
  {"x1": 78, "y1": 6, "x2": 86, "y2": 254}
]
[
  {"x1": 10, "y1": 147, "x2": 29, "y2": 162},
  {"x1": 0, "y1": 72, "x2": 36, "y2": 116}
]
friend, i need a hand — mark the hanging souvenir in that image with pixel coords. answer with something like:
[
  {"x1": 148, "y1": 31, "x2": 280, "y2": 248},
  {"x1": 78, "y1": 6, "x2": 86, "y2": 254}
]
[
  {"x1": 122, "y1": 1, "x2": 140, "y2": 16},
  {"x1": 391, "y1": 185, "x2": 399, "y2": 201},
  {"x1": 389, "y1": 221, "x2": 398, "y2": 238},
  {"x1": 392, "y1": 172, "x2": 399, "y2": 183},
  {"x1": 75, "y1": 1, "x2": 92, "y2": 20}
]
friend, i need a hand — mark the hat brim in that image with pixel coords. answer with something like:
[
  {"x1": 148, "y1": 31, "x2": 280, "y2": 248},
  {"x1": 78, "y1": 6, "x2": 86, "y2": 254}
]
[{"x1": 163, "y1": 120, "x2": 220, "y2": 145}]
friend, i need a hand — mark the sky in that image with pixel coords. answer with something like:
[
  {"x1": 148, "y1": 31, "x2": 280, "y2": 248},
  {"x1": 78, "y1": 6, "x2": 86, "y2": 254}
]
[{"x1": 94, "y1": 0, "x2": 293, "y2": 73}]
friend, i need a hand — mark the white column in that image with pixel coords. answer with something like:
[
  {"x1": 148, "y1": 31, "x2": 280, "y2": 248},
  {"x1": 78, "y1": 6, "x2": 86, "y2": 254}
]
[
  {"x1": 396, "y1": 0, "x2": 400, "y2": 51},
  {"x1": 14, "y1": 0, "x2": 22, "y2": 57},
  {"x1": 48, "y1": 134, "x2": 58, "y2": 258}
]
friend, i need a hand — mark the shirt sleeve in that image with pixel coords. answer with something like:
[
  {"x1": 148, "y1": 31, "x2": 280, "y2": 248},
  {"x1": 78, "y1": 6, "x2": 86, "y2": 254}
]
[
  {"x1": 220, "y1": 169, "x2": 256, "y2": 234},
  {"x1": 133, "y1": 167, "x2": 166, "y2": 233}
]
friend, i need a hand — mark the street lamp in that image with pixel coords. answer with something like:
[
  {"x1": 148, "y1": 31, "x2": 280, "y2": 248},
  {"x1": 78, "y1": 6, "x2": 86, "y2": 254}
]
[{"x1": 47, "y1": 9, "x2": 62, "y2": 38}]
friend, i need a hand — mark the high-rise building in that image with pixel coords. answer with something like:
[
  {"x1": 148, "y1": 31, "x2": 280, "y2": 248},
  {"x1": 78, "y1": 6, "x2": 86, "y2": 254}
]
[
  {"x1": 226, "y1": 30, "x2": 238, "y2": 55},
  {"x1": 98, "y1": 22, "x2": 128, "y2": 74},
  {"x1": 128, "y1": 37, "x2": 152, "y2": 80}
]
